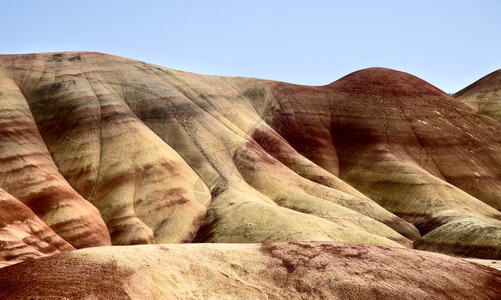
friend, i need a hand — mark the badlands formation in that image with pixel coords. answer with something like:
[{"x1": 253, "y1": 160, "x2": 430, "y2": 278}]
[
  {"x1": 0, "y1": 52, "x2": 500, "y2": 298},
  {"x1": 455, "y1": 69, "x2": 501, "y2": 122},
  {"x1": 1, "y1": 242, "x2": 500, "y2": 299}
]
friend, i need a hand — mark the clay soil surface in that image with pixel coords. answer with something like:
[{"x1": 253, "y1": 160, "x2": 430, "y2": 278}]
[{"x1": 462, "y1": 258, "x2": 501, "y2": 271}]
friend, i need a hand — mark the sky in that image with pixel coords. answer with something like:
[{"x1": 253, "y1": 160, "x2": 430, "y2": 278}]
[{"x1": 1, "y1": 0, "x2": 500, "y2": 93}]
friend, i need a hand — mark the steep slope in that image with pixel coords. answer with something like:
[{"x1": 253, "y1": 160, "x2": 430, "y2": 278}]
[
  {"x1": 454, "y1": 69, "x2": 501, "y2": 122},
  {"x1": 1, "y1": 53, "x2": 211, "y2": 246},
  {"x1": 0, "y1": 67, "x2": 111, "y2": 249},
  {"x1": 1, "y1": 242, "x2": 500, "y2": 300}
]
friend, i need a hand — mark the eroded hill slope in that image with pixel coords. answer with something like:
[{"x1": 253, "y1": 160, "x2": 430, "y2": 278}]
[
  {"x1": 0, "y1": 52, "x2": 500, "y2": 265},
  {"x1": 454, "y1": 69, "x2": 501, "y2": 122}
]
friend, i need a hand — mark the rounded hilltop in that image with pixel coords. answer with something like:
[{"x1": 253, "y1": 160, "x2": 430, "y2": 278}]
[{"x1": 330, "y1": 67, "x2": 446, "y2": 98}]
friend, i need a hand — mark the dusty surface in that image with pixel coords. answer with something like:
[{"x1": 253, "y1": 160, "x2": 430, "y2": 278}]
[
  {"x1": 0, "y1": 242, "x2": 500, "y2": 300},
  {"x1": 463, "y1": 258, "x2": 501, "y2": 271},
  {"x1": 0, "y1": 51, "x2": 500, "y2": 268}
]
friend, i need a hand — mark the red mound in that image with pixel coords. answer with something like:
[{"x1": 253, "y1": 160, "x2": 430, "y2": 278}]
[
  {"x1": 269, "y1": 67, "x2": 501, "y2": 257},
  {"x1": 331, "y1": 67, "x2": 446, "y2": 97}
]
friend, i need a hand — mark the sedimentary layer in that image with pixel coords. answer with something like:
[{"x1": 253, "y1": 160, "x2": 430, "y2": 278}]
[
  {"x1": 0, "y1": 188, "x2": 74, "y2": 268},
  {"x1": 0, "y1": 52, "x2": 500, "y2": 261},
  {"x1": 455, "y1": 69, "x2": 501, "y2": 122}
]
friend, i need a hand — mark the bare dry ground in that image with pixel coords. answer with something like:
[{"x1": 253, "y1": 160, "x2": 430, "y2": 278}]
[
  {"x1": 0, "y1": 242, "x2": 500, "y2": 300},
  {"x1": 462, "y1": 258, "x2": 501, "y2": 271},
  {"x1": 0, "y1": 52, "x2": 500, "y2": 298}
]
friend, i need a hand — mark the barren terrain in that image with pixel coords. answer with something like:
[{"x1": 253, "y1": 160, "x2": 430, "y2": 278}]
[{"x1": 0, "y1": 52, "x2": 500, "y2": 298}]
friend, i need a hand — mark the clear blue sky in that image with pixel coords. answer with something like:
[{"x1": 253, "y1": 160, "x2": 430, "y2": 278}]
[{"x1": 2, "y1": 0, "x2": 500, "y2": 93}]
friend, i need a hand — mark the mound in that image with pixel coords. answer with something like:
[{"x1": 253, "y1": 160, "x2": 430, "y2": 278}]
[
  {"x1": 454, "y1": 69, "x2": 501, "y2": 122},
  {"x1": 414, "y1": 210, "x2": 501, "y2": 258},
  {"x1": 0, "y1": 188, "x2": 74, "y2": 267},
  {"x1": 0, "y1": 242, "x2": 499, "y2": 299},
  {"x1": 270, "y1": 67, "x2": 501, "y2": 257}
]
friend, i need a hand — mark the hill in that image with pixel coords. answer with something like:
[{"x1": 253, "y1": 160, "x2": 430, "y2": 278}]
[
  {"x1": 454, "y1": 69, "x2": 501, "y2": 122},
  {"x1": 0, "y1": 52, "x2": 500, "y2": 297}
]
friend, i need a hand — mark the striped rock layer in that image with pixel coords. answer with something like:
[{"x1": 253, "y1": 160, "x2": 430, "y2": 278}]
[
  {"x1": 0, "y1": 242, "x2": 500, "y2": 300},
  {"x1": 0, "y1": 52, "x2": 500, "y2": 264},
  {"x1": 454, "y1": 69, "x2": 501, "y2": 122},
  {"x1": 0, "y1": 188, "x2": 74, "y2": 267}
]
